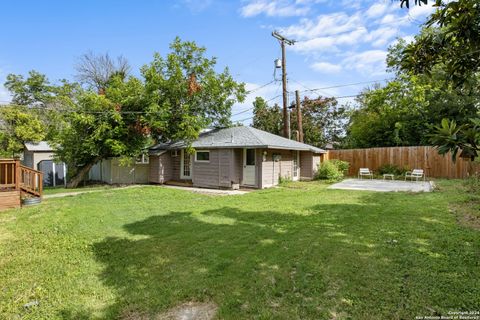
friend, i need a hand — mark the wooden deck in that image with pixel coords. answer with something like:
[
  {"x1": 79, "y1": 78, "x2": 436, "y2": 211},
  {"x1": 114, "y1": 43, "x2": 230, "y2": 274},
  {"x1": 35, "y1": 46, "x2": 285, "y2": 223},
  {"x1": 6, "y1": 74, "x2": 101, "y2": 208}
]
[{"x1": 0, "y1": 159, "x2": 43, "y2": 211}]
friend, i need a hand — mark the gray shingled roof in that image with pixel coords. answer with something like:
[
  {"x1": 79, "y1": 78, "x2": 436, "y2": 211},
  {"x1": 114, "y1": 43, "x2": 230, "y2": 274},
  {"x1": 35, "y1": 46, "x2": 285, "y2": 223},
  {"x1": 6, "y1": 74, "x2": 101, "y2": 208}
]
[
  {"x1": 24, "y1": 141, "x2": 54, "y2": 152},
  {"x1": 150, "y1": 126, "x2": 325, "y2": 154}
]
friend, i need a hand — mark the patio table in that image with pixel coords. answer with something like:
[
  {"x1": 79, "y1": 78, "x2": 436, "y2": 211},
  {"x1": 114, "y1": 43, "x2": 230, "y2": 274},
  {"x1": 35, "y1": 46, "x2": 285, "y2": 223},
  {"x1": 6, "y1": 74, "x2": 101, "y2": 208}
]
[{"x1": 383, "y1": 174, "x2": 395, "y2": 180}]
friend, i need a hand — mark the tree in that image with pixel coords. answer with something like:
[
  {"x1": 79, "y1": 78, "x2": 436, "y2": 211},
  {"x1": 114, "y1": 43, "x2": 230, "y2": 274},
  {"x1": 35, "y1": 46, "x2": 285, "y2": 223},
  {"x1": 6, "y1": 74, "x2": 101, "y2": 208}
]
[
  {"x1": 399, "y1": 0, "x2": 480, "y2": 86},
  {"x1": 252, "y1": 95, "x2": 347, "y2": 148},
  {"x1": 0, "y1": 105, "x2": 46, "y2": 157},
  {"x1": 252, "y1": 97, "x2": 282, "y2": 136},
  {"x1": 290, "y1": 96, "x2": 348, "y2": 148},
  {"x1": 75, "y1": 52, "x2": 130, "y2": 93},
  {"x1": 5, "y1": 38, "x2": 245, "y2": 188},
  {"x1": 429, "y1": 118, "x2": 479, "y2": 176}
]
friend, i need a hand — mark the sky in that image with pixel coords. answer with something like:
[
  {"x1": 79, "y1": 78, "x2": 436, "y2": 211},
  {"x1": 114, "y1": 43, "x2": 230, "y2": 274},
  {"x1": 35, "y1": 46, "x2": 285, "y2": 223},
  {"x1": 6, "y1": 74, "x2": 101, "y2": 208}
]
[{"x1": 0, "y1": 0, "x2": 436, "y2": 124}]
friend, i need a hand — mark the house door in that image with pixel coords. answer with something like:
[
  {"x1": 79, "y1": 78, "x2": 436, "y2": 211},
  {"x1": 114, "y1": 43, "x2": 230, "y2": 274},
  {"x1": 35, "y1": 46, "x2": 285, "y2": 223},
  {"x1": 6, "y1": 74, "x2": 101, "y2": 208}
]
[
  {"x1": 293, "y1": 151, "x2": 299, "y2": 181},
  {"x1": 180, "y1": 150, "x2": 192, "y2": 179},
  {"x1": 243, "y1": 148, "x2": 256, "y2": 186}
]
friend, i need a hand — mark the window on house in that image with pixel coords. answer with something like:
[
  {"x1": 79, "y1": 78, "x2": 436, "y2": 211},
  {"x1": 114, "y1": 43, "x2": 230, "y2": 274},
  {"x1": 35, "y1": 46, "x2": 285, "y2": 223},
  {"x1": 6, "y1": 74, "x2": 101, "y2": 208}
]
[
  {"x1": 135, "y1": 154, "x2": 149, "y2": 164},
  {"x1": 195, "y1": 150, "x2": 210, "y2": 162}
]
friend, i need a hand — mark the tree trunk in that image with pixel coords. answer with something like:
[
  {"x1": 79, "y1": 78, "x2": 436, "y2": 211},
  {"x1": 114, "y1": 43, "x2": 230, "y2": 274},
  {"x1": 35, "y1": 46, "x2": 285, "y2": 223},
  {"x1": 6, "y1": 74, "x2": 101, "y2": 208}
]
[{"x1": 66, "y1": 158, "x2": 100, "y2": 188}]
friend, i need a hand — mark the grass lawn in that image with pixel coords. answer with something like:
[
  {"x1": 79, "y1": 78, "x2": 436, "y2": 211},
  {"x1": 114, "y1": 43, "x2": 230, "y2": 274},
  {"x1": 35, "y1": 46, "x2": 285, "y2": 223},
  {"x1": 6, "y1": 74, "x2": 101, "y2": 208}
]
[
  {"x1": 43, "y1": 184, "x2": 121, "y2": 195},
  {"x1": 0, "y1": 180, "x2": 479, "y2": 319}
]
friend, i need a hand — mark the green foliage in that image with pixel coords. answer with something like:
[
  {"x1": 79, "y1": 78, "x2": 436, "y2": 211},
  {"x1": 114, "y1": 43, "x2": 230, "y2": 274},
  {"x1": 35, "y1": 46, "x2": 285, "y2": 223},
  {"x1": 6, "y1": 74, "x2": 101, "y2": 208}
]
[
  {"x1": 252, "y1": 97, "x2": 282, "y2": 135},
  {"x1": 330, "y1": 159, "x2": 349, "y2": 173},
  {"x1": 377, "y1": 164, "x2": 408, "y2": 176},
  {"x1": 0, "y1": 105, "x2": 46, "y2": 156},
  {"x1": 5, "y1": 38, "x2": 245, "y2": 187},
  {"x1": 343, "y1": 70, "x2": 479, "y2": 149},
  {"x1": 315, "y1": 160, "x2": 345, "y2": 181},
  {"x1": 429, "y1": 118, "x2": 480, "y2": 163},
  {"x1": 399, "y1": 0, "x2": 480, "y2": 86},
  {"x1": 252, "y1": 95, "x2": 348, "y2": 148}
]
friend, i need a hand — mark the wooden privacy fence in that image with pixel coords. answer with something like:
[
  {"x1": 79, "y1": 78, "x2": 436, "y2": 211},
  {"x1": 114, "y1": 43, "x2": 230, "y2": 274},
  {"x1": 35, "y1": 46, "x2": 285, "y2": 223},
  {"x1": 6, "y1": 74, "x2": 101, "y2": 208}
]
[{"x1": 327, "y1": 146, "x2": 479, "y2": 179}]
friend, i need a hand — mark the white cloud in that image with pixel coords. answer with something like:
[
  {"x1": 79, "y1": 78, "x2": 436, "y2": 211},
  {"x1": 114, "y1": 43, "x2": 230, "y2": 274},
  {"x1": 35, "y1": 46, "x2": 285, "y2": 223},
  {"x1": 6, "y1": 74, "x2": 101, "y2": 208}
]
[
  {"x1": 342, "y1": 50, "x2": 388, "y2": 75},
  {"x1": 408, "y1": 2, "x2": 437, "y2": 21},
  {"x1": 240, "y1": 0, "x2": 311, "y2": 18},
  {"x1": 365, "y1": 3, "x2": 390, "y2": 19},
  {"x1": 311, "y1": 61, "x2": 342, "y2": 74},
  {"x1": 281, "y1": 12, "x2": 364, "y2": 39},
  {"x1": 366, "y1": 26, "x2": 399, "y2": 47}
]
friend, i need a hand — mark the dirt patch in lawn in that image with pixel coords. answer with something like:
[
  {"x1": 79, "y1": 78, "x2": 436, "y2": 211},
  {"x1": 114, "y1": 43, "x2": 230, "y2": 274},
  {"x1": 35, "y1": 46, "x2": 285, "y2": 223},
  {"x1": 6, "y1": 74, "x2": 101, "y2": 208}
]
[
  {"x1": 157, "y1": 302, "x2": 218, "y2": 320},
  {"x1": 120, "y1": 302, "x2": 218, "y2": 320},
  {"x1": 450, "y1": 201, "x2": 480, "y2": 230}
]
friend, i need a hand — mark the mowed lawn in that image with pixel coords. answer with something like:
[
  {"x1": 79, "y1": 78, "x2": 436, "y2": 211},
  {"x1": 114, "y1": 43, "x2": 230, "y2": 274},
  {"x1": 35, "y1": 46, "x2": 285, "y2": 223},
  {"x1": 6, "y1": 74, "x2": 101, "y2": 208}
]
[{"x1": 0, "y1": 181, "x2": 479, "y2": 319}]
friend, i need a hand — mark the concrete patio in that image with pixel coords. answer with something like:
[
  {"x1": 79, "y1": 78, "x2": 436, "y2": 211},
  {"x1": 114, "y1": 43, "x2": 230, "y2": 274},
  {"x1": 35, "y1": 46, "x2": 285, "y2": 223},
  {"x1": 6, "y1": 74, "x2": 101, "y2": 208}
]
[{"x1": 328, "y1": 178, "x2": 434, "y2": 193}]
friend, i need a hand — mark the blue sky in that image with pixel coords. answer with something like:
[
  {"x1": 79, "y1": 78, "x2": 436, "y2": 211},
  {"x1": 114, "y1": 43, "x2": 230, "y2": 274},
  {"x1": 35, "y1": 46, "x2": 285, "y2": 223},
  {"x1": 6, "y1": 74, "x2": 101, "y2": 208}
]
[{"x1": 0, "y1": 0, "x2": 436, "y2": 124}]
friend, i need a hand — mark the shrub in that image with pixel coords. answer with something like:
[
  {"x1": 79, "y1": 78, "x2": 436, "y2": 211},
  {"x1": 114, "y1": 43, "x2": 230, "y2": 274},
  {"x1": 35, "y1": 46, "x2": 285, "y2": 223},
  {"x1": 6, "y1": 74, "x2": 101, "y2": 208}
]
[
  {"x1": 330, "y1": 159, "x2": 350, "y2": 174},
  {"x1": 377, "y1": 164, "x2": 408, "y2": 176},
  {"x1": 316, "y1": 160, "x2": 344, "y2": 181}
]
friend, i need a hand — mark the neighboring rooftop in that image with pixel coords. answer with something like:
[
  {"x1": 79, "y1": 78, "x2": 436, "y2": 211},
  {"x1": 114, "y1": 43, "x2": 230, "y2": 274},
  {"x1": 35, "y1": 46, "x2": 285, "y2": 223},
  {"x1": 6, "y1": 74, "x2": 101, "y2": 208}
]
[
  {"x1": 24, "y1": 141, "x2": 54, "y2": 152},
  {"x1": 150, "y1": 126, "x2": 326, "y2": 154}
]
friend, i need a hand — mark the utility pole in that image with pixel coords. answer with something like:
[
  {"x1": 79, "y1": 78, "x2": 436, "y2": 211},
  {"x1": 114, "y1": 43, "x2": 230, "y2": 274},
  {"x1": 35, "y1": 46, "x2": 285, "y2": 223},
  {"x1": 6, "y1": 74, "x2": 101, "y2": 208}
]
[
  {"x1": 272, "y1": 31, "x2": 295, "y2": 139},
  {"x1": 295, "y1": 90, "x2": 304, "y2": 143}
]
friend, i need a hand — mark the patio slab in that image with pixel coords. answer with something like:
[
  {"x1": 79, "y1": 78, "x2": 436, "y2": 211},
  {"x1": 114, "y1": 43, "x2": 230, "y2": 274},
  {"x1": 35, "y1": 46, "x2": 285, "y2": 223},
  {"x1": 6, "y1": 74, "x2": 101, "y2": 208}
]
[{"x1": 328, "y1": 178, "x2": 434, "y2": 193}]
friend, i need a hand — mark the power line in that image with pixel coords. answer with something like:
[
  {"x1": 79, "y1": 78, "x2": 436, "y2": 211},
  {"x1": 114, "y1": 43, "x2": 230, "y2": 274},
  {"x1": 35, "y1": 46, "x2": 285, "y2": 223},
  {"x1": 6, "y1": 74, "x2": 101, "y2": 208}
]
[{"x1": 296, "y1": 78, "x2": 393, "y2": 93}]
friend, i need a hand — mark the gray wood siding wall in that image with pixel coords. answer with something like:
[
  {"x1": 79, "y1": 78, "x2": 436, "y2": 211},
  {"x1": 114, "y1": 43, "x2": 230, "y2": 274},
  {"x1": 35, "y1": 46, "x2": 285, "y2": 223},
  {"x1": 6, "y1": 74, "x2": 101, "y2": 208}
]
[
  {"x1": 233, "y1": 149, "x2": 242, "y2": 184},
  {"x1": 260, "y1": 149, "x2": 295, "y2": 188},
  {"x1": 172, "y1": 152, "x2": 181, "y2": 180},
  {"x1": 149, "y1": 153, "x2": 172, "y2": 184},
  {"x1": 192, "y1": 149, "x2": 221, "y2": 188},
  {"x1": 300, "y1": 151, "x2": 313, "y2": 180}
]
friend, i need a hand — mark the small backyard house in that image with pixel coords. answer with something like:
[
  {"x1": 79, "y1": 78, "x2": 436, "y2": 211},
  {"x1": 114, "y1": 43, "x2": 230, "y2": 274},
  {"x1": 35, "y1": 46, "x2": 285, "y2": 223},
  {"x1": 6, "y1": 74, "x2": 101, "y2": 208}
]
[
  {"x1": 23, "y1": 142, "x2": 67, "y2": 187},
  {"x1": 149, "y1": 126, "x2": 325, "y2": 189}
]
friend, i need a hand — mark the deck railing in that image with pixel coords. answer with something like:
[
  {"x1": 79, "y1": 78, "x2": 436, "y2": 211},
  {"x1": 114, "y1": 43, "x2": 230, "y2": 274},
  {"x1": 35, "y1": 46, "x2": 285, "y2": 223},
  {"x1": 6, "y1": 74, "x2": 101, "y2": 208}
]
[{"x1": 0, "y1": 159, "x2": 43, "y2": 197}]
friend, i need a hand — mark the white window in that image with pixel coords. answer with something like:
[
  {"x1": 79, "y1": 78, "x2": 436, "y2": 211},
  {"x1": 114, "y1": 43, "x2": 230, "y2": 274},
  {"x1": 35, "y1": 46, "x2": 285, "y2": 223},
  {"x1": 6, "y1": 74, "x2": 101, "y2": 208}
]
[
  {"x1": 135, "y1": 154, "x2": 149, "y2": 164},
  {"x1": 195, "y1": 150, "x2": 210, "y2": 162},
  {"x1": 171, "y1": 150, "x2": 179, "y2": 157}
]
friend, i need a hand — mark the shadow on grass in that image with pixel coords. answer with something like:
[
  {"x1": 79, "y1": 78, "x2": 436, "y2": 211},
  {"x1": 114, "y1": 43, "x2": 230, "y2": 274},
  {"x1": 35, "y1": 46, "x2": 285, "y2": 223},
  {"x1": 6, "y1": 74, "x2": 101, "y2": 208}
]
[{"x1": 88, "y1": 193, "x2": 480, "y2": 319}]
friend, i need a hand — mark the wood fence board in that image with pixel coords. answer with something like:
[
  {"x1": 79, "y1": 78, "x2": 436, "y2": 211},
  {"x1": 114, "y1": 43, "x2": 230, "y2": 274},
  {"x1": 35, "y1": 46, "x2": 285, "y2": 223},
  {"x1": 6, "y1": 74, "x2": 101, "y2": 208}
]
[{"x1": 328, "y1": 146, "x2": 478, "y2": 179}]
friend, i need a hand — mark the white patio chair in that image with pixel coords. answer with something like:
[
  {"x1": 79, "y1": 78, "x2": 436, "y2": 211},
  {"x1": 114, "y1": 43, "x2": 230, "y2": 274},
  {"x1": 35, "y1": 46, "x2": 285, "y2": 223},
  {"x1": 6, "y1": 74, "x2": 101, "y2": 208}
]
[
  {"x1": 405, "y1": 169, "x2": 425, "y2": 182},
  {"x1": 358, "y1": 168, "x2": 373, "y2": 179}
]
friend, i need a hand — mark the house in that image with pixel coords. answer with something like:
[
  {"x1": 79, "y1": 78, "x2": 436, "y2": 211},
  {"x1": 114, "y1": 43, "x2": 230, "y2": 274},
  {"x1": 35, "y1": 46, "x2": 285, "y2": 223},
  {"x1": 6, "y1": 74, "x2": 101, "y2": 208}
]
[
  {"x1": 88, "y1": 156, "x2": 150, "y2": 184},
  {"x1": 23, "y1": 142, "x2": 67, "y2": 187},
  {"x1": 148, "y1": 126, "x2": 326, "y2": 189}
]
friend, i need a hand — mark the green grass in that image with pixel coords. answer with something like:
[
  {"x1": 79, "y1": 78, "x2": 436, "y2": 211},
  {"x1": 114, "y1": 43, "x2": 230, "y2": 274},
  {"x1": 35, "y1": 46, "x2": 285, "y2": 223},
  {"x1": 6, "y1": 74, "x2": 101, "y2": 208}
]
[
  {"x1": 43, "y1": 185, "x2": 121, "y2": 195},
  {"x1": 0, "y1": 180, "x2": 479, "y2": 319}
]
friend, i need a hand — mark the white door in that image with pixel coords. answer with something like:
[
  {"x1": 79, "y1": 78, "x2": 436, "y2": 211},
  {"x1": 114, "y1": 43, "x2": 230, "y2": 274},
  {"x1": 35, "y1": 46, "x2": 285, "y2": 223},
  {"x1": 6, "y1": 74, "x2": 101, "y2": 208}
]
[
  {"x1": 180, "y1": 150, "x2": 192, "y2": 179},
  {"x1": 293, "y1": 151, "x2": 299, "y2": 181},
  {"x1": 243, "y1": 148, "x2": 256, "y2": 186}
]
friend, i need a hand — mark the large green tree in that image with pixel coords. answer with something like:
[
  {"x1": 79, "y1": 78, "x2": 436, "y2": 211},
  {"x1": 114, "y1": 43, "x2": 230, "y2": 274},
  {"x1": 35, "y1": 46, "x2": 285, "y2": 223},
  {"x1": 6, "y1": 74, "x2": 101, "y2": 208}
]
[
  {"x1": 252, "y1": 97, "x2": 283, "y2": 136},
  {"x1": 399, "y1": 0, "x2": 480, "y2": 86},
  {"x1": 0, "y1": 105, "x2": 46, "y2": 157},
  {"x1": 5, "y1": 38, "x2": 245, "y2": 188},
  {"x1": 252, "y1": 95, "x2": 347, "y2": 148}
]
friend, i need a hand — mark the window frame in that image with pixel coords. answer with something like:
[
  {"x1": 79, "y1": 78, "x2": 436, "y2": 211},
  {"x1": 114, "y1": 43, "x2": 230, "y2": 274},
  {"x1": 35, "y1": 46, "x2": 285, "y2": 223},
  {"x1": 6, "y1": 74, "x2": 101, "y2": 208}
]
[
  {"x1": 135, "y1": 154, "x2": 149, "y2": 165},
  {"x1": 195, "y1": 150, "x2": 210, "y2": 162}
]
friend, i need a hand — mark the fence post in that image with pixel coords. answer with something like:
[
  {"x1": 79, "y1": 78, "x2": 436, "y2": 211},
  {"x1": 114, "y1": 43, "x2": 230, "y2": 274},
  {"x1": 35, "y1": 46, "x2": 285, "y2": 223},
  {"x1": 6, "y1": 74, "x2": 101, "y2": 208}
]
[{"x1": 15, "y1": 159, "x2": 20, "y2": 191}]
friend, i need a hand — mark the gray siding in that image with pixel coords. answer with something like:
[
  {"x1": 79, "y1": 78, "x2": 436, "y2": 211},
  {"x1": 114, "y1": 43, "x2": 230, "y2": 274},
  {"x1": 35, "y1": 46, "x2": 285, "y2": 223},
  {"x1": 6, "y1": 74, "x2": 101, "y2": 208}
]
[
  {"x1": 192, "y1": 149, "x2": 221, "y2": 188},
  {"x1": 89, "y1": 158, "x2": 148, "y2": 184},
  {"x1": 171, "y1": 151, "x2": 182, "y2": 180},
  {"x1": 233, "y1": 149, "x2": 242, "y2": 184},
  {"x1": 149, "y1": 153, "x2": 172, "y2": 184},
  {"x1": 260, "y1": 149, "x2": 295, "y2": 188},
  {"x1": 300, "y1": 151, "x2": 313, "y2": 180}
]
